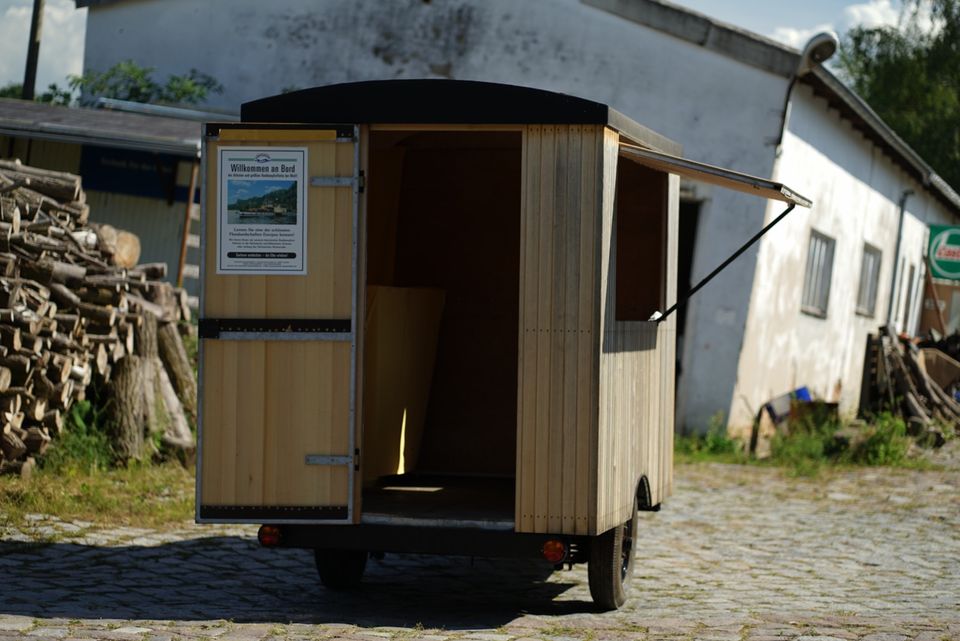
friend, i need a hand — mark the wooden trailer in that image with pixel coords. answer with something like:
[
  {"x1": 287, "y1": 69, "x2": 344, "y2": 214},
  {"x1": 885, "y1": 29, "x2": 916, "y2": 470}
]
[{"x1": 197, "y1": 80, "x2": 810, "y2": 609}]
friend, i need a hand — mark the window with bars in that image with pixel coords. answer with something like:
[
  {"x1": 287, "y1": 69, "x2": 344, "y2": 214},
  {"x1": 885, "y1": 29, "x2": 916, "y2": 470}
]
[
  {"x1": 856, "y1": 243, "x2": 882, "y2": 317},
  {"x1": 801, "y1": 230, "x2": 835, "y2": 317}
]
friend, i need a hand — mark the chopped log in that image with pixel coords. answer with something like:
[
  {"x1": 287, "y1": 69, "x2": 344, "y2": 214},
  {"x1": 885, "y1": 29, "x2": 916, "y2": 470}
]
[
  {"x1": 41, "y1": 409, "x2": 62, "y2": 436},
  {"x1": 0, "y1": 160, "x2": 81, "y2": 202},
  {"x1": 1, "y1": 430, "x2": 26, "y2": 460},
  {"x1": 0, "y1": 366, "x2": 11, "y2": 392},
  {"x1": 78, "y1": 302, "x2": 117, "y2": 326},
  {"x1": 113, "y1": 231, "x2": 141, "y2": 268},
  {"x1": 91, "y1": 223, "x2": 118, "y2": 257},
  {"x1": 108, "y1": 355, "x2": 145, "y2": 463},
  {"x1": 0, "y1": 326, "x2": 20, "y2": 352},
  {"x1": 22, "y1": 426, "x2": 50, "y2": 455},
  {"x1": 49, "y1": 283, "x2": 81, "y2": 310},
  {"x1": 1, "y1": 354, "x2": 31, "y2": 380},
  {"x1": 158, "y1": 321, "x2": 196, "y2": 420},
  {"x1": 157, "y1": 361, "x2": 195, "y2": 458}
]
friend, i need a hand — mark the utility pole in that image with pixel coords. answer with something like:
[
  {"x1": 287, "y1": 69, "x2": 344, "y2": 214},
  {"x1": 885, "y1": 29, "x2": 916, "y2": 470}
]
[{"x1": 22, "y1": 0, "x2": 45, "y2": 101}]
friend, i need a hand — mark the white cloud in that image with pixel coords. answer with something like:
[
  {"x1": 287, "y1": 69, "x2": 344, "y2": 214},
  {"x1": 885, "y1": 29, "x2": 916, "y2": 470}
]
[
  {"x1": 0, "y1": 0, "x2": 86, "y2": 91},
  {"x1": 843, "y1": 0, "x2": 900, "y2": 30},
  {"x1": 770, "y1": 22, "x2": 837, "y2": 50}
]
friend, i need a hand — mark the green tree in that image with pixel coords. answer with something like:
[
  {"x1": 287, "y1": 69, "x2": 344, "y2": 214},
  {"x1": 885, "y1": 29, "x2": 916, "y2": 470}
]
[
  {"x1": 837, "y1": 0, "x2": 960, "y2": 191},
  {"x1": 70, "y1": 60, "x2": 223, "y2": 106},
  {"x1": 0, "y1": 82, "x2": 73, "y2": 105}
]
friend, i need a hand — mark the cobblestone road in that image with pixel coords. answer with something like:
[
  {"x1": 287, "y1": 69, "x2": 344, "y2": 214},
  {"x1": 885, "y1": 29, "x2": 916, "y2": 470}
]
[{"x1": 1, "y1": 454, "x2": 958, "y2": 641}]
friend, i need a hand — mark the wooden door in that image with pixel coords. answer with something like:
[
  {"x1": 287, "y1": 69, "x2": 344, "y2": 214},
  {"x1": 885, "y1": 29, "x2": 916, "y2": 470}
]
[{"x1": 198, "y1": 125, "x2": 360, "y2": 523}]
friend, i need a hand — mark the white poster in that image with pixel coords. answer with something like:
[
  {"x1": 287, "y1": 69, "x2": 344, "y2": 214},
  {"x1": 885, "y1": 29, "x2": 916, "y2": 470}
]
[{"x1": 217, "y1": 146, "x2": 308, "y2": 275}]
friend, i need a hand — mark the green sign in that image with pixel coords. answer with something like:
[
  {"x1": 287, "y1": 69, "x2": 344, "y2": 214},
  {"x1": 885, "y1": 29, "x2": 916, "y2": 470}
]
[{"x1": 929, "y1": 225, "x2": 960, "y2": 280}]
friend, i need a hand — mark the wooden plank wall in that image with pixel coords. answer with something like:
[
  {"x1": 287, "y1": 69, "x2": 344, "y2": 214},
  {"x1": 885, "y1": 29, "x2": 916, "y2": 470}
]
[
  {"x1": 200, "y1": 134, "x2": 354, "y2": 509},
  {"x1": 516, "y1": 124, "x2": 603, "y2": 536},
  {"x1": 595, "y1": 129, "x2": 678, "y2": 534}
]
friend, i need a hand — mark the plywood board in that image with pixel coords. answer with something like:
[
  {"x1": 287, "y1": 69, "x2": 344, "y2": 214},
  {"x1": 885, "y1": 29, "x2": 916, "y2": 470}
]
[{"x1": 362, "y1": 286, "x2": 445, "y2": 482}]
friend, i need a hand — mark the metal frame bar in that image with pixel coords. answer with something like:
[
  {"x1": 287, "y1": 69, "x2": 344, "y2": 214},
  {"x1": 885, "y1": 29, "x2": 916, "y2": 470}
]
[
  {"x1": 196, "y1": 127, "x2": 362, "y2": 526},
  {"x1": 195, "y1": 134, "x2": 208, "y2": 523}
]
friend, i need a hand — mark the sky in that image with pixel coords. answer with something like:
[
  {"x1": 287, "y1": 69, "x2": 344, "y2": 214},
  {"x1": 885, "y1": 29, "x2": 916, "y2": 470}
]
[{"x1": 0, "y1": 0, "x2": 910, "y2": 92}]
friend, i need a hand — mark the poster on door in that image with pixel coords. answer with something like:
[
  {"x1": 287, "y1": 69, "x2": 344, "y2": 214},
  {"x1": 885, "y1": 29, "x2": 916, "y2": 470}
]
[{"x1": 217, "y1": 147, "x2": 308, "y2": 274}]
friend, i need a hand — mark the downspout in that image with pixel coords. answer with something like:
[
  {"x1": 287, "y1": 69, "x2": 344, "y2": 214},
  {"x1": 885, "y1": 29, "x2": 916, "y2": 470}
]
[
  {"x1": 886, "y1": 189, "x2": 914, "y2": 324},
  {"x1": 771, "y1": 32, "x2": 839, "y2": 155}
]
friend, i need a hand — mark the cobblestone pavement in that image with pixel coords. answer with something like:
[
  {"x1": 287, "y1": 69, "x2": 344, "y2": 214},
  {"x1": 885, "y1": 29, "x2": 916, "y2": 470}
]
[{"x1": 1, "y1": 456, "x2": 958, "y2": 641}]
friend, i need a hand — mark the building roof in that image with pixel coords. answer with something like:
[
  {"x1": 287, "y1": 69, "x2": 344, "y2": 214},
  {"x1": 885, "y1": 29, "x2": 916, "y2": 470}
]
[
  {"x1": 73, "y1": 0, "x2": 960, "y2": 212},
  {"x1": 236, "y1": 79, "x2": 682, "y2": 154},
  {"x1": 586, "y1": 0, "x2": 960, "y2": 213},
  {"x1": 0, "y1": 98, "x2": 201, "y2": 156}
]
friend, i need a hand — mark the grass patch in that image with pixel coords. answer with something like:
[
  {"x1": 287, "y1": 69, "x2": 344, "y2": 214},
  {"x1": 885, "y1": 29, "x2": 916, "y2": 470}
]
[
  {"x1": 675, "y1": 413, "x2": 748, "y2": 464},
  {"x1": 0, "y1": 462, "x2": 194, "y2": 531},
  {"x1": 677, "y1": 410, "x2": 924, "y2": 476},
  {"x1": 2, "y1": 398, "x2": 194, "y2": 532}
]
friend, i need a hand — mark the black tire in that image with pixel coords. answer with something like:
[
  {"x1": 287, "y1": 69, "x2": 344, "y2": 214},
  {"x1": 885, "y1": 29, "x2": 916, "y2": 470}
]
[
  {"x1": 314, "y1": 549, "x2": 367, "y2": 589},
  {"x1": 588, "y1": 500, "x2": 639, "y2": 610}
]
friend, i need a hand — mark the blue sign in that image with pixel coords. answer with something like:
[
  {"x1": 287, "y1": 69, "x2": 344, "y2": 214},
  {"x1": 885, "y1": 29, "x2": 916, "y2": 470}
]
[{"x1": 79, "y1": 146, "x2": 198, "y2": 204}]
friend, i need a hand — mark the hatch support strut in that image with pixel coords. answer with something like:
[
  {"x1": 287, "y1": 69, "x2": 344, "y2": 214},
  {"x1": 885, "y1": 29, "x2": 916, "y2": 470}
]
[{"x1": 654, "y1": 203, "x2": 796, "y2": 322}]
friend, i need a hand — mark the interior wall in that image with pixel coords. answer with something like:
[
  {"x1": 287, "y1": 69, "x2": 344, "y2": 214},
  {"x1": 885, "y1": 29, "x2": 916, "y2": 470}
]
[{"x1": 367, "y1": 131, "x2": 522, "y2": 477}]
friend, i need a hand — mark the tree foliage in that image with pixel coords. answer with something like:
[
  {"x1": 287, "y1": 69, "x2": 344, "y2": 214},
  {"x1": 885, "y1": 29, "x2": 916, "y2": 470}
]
[
  {"x1": 70, "y1": 60, "x2": 223, "y2": 106},
  {"x1": 837, "y1": 0, "x2": 960, "y2": 191},
  {"x1": 0, "y1": 61, "x2": 222, "y2": 108},
  {"x1": 0, "y1": 82, "x2": 73, "y2": 105}
]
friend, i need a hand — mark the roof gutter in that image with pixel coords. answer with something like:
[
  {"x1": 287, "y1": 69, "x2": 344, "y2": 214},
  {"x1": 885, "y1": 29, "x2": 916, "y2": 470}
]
[
  {"x1": 808, "y1": 66, "x2": 960, "y2": 213},
  {"x1": 0, "y1": 123, "x2": 200, "y2": 157}
]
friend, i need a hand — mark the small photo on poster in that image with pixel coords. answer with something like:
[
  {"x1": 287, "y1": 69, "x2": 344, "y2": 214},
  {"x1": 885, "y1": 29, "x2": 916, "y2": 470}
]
[{"x1": 226, "y1": 179, "x2": 299, "y2": 225}]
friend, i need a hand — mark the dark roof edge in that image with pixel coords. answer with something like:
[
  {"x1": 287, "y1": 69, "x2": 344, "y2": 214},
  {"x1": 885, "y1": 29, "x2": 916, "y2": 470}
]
[
  {"x1": 582, "y1": 0, "x2": 800, "y2": 78},
  {"x1": 804, "y1": 67, "x2": 960, "y2": 214},
  {"x1": 74, "y1": 0, "x2": 118, "y2": 8},
  {"x1": 240, "y1": 80, "x2": 682, "y2": 154}
]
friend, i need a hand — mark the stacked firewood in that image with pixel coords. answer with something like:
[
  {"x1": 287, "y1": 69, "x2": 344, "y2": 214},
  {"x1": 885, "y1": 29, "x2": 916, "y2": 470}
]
[
  {"x1": 0, "y1": 159, "x2": 196, "y2": 476},
  {"x1": 863, "y1": 325, "x2": 960, "y2": 447}
]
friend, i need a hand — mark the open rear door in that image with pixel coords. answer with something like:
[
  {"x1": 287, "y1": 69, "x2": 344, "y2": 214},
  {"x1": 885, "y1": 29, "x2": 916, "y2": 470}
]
[{"x1": 198, "y1": 124, "x2": 361, "y2": 523}]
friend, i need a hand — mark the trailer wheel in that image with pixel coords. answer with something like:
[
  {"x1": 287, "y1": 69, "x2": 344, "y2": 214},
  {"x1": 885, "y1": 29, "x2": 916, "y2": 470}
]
[
  {"x1": 587, "y1": 500, "x2": 638, "y2": 610},
  {"x1": 314, "y1": 549, "x2": 367, "y2": 589}
]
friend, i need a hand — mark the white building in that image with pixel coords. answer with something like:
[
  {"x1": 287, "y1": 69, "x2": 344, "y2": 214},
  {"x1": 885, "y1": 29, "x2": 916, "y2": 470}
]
[{"x1": 75, "y1": 0, "x2": 960, "y2": 433}]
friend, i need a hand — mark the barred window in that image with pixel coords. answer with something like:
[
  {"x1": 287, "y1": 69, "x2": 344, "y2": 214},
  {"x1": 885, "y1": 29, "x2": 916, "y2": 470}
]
[
  {"x1": 801, "y1": 230, "x2": 835, "y2": 317},
  {"x1": 856, "y1": 243, "x2": 882, "y2": 316}
]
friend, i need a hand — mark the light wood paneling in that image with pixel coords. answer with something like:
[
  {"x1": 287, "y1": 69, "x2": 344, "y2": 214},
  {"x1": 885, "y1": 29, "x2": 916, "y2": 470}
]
[
  {"x1": 594, "y1": 132, "x2": 678, "y2": 534},
  {"x1": 200, "y1": 130, "x2": 355, "y2": 511},
  {"x1": 516, "y1": 125, "x2": 602, "y2": 535}
]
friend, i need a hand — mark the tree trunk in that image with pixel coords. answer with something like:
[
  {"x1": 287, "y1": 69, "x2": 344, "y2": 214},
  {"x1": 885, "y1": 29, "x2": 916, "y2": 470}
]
[{"x1": 108, "y1": 354, "x2": 145, "y2": 463}]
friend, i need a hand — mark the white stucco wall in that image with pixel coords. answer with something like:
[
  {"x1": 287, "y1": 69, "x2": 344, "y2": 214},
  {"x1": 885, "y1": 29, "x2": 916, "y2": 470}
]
[
  {"x1": 83, "y1": 0, "x2": 793, "y2": 433},
  {"x1": 729, "y1": 83, "x2": 958, "y2": 431}
]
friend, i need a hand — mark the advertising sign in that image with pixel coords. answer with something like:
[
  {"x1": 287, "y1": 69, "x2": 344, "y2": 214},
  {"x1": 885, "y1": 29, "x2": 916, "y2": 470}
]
[
  {"x1": 928, "y1": 225, "x2": 960, "y2": 281},
  {"x1": 217, "y1": 147, "x2": 307, "y2": 275}
]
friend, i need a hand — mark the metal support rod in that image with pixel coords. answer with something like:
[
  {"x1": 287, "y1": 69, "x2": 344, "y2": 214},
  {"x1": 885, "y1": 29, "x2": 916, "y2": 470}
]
[
  {"x1": 21, "y1": 0, "x2": 45, "y2": 101},
  {"x1": 656, "y1": 203, "x2": 796, "y2": 322}
]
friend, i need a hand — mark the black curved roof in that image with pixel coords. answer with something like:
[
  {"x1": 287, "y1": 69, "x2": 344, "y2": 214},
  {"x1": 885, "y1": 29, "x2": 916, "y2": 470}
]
[{"x1": 234, "y1": 80, "x2": 679, "y2": 154}]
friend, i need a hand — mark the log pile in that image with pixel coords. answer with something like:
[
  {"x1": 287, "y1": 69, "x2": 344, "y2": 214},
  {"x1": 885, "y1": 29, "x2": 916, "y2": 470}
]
[
  {"x1": 0, "y1": 159, "x2": 196, "y2": 476},
  {"x1": 863, "y1": 325, "x2": 959, "y2": 447}
]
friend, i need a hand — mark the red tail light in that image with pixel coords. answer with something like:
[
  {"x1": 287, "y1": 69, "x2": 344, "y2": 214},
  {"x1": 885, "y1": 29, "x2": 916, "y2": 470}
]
[
  {"x1": 258, "y1": 525, "x2": 282, "y2": 547},
  {"x1": 542, "y1": 539, "x2": 567, "y2": 563}
]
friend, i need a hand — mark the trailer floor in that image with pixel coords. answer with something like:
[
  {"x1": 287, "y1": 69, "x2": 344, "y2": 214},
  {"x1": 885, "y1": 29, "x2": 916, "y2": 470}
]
[{"x1": 361, "y1": 474, "x2": 515, "y2": 529}]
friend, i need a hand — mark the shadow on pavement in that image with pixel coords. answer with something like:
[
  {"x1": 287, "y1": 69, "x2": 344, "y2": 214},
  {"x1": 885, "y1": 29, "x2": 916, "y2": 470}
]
[{"x1": 0, "y1": 536, "x2": 594, "y2": 628}]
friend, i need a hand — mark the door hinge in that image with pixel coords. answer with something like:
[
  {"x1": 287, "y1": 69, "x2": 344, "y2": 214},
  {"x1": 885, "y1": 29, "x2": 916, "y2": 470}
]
[{"x1": 354, "y1": 448, "x2": 360, "y2": 471}]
